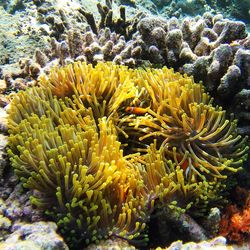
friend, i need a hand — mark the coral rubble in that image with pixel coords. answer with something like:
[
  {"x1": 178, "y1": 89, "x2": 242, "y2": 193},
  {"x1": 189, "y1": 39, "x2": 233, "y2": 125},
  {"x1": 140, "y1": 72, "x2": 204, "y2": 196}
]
[
  {"x1": 0, "y1": 221, "x2": 69, "y2": 250},
  {"x1": 156, "y1": 236, "x2": 231, "y2": 250}
]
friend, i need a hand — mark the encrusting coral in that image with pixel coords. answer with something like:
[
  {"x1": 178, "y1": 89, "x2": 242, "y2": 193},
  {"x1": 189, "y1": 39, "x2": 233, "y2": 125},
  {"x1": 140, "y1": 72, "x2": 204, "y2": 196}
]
[{"x1": 7, "y1": 61, "x2": 249, "y2": 248}]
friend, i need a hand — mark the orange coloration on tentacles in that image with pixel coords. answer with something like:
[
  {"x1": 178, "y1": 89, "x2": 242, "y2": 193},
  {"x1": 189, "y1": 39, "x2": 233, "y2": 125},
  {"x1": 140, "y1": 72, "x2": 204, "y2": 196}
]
[{"x1": 125, "y1": 106, "x2": 148, "y2": 115}]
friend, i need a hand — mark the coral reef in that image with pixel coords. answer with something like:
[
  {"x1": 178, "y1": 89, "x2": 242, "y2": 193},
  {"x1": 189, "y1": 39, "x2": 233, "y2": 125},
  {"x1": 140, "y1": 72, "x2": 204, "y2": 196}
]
[
  {"x1": 0, "y1": 5, "x2": 47, "y2": 66},
  {"x1": 4, "y1": 10, "x2": 250, "y2": 138},
  {"x1": 136, "y1": 0, "x2": 250, "y2": 29},
  {"x1": 135, "y1": 14, "x2": 250, "y2": 136},
  {"x1": 78, "y1": 0, "x2": 142, "y2": 40},
  {"x1": 209, "y1": 0, "x2": 250, "y2": 25},
  {"x1": 7, "y1": 61, "x2": 248, "y2": 248},
  {"x1": 1, "y1": 0, "x2": 250, "y2": 248},
  {"x1": 0, "y1": 0, "x2": 141, "y2": 75},
  {"x1": 1, "y1": 0, "x2": 146, "y2": 85}
]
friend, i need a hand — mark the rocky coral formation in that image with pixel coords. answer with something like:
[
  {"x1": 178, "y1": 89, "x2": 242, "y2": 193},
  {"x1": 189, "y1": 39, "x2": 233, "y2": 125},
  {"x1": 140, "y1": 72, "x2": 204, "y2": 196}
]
[
  {"x1": 136, "y1": 14, "x2": 249, "y2": 101},
  {"x1": 6, "y1": 12, "x2": 250, "y2": 137},
  {"x1": 114, "y1": 12, "x2": 250, "y2": 136},
  {"x1": 135, "y1": 0, "x2": 250, "y2": 29},
  {"x1": 0, "y1": 5, "x2": 47, "y2": 66},
  {"x1": 1, "y1": 0, "x2": 145, "y2": 83},
  {"x1": 78, "y1": 0, "x2": 143, "y2": 40},
  {"x1": 1, "y1": 0, "x2": 250, "y2": 249},
  {"x1": 156, "y1": 236, "x2": 240, "y2": 250},
  {"x1": 0, "y1": 221, "x2": 69, "y2": 250},
  {"x1": 0, "y1": 0, "x2": 141, "y2": 76}
]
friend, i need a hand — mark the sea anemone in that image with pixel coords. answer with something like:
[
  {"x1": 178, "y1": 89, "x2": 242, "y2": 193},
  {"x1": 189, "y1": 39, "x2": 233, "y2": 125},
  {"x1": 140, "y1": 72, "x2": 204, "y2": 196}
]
[
  {"x1": 125, "y1": 67, "x2": 249, "y2": 182},
  {"x1": 7, "y1": 61, "x2": 248, "y2": 247},
  {"x1": 8, "y1": 86, "x2": 148, "y2": 246},
  {"x1": 38, "y1": 62, "x2": 138, "y2": 124}
]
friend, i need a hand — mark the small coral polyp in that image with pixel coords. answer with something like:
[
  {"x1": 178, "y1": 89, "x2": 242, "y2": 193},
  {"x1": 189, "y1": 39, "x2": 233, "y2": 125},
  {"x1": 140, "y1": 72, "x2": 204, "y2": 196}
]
[{"x1": 7, "y1": 62, "x2": 248, "y2": 247}]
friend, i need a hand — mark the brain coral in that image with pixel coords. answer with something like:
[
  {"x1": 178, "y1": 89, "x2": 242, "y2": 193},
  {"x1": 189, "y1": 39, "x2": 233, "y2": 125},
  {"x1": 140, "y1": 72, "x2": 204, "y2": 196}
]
[{"x1": 7, "y1": 62, "x2": 249, "y2": 247}]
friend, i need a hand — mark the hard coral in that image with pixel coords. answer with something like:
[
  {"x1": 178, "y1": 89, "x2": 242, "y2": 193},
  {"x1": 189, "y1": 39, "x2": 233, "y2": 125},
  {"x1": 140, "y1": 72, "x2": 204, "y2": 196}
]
[
  {"x1": 78, "y1": 0, "x2": 142, "y2": 40},
  {"x1": 5, "y1": 12, "x2": 250, "y2": 139},
  {"x1": 7, "y1": 62, "x2": 248, "y2": 248}
]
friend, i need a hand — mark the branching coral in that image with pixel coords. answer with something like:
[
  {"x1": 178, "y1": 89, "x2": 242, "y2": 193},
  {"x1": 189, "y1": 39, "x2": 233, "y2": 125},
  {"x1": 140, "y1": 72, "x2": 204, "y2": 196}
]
[
  {"x1": 7, "y1": 61, "x2": 249, "y2": 248},
  {"x1": 77, "y1": 0, "x2": 143, "y2": 40}
]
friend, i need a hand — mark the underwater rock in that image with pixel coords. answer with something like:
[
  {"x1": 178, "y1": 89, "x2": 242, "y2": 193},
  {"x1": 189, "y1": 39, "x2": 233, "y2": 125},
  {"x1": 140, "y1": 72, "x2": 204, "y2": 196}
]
[
  {"x1": 0, "y1": 214, "x2": 12, "y2": 241},
  {"x1": 0, "y1": 183, "x2": 43, "y2": 222},
  {"x1": 0, "y1": 221, "x2": 69, "y2": 250},
  {"x1": 0, "y1": 107, "x2": 8, "y2": 180},
  {"x1": 202, "y1": 207, "x2": 221, "y2": 237},
  {"x1": 157, "y1": 236, "x2": 231, "y2": 250},
  {"x1": 137, "y1": 0, "x2": 250, "y2": 30},
  {"x1": 85, "y1": 238, "x2": 136, "y2": 250},
  {"x1": 0, "y1": 105, "x2": 44, "y2": 238},
  {"x1": 0, "y1": 133, "x2": 7, "y2": 179},
  {"x1": 0, "y1": 5, "x2": 47, "y2": 67}
]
